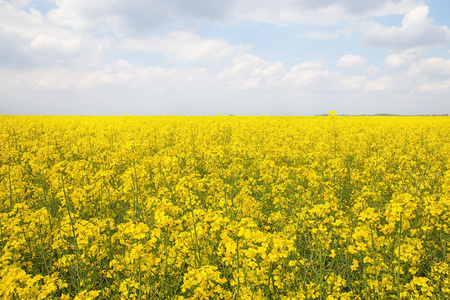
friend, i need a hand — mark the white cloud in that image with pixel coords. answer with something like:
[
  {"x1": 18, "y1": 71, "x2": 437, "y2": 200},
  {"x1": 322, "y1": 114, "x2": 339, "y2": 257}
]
[
  {"x1": 360, "y1": 0, "x2": 419, "y2": 17},
  {"x1": 364, "y1": 77, "x2": 391, "y2": 92},
  {"x1": 364, "y1": 5, "x2": 450, "y2": 50},
  {"x1": 300, "y1": 26, "x2": 354, "y2": 39},
  {"x1": 218, "y1": 54, "x2": 285, "y2": 88},
  {"x1": 0, "y1": 66, "x2": 79, "y2": 91},
  {"x1": 30, "y1": 34, "x2": 83, "y2": 55},
  {"x1": 301, "y1": 30, "x2": 341, "y2": 40},
  {"x1": 408, "y1": 57, "x2": 450, "y2": 78},
  {"x1": 408, "y1": 57, "x2": 450, "y2": 94},
  {"x1": 385, "y1": 47, "x2": 424, "y2": 68},
  {"x1": 39, "y1": 0, "x2": 420, "y2": 34},
  {"x1": 360, "y1": 57, "x2": 450, "y2": 95},
  {"x1": 46, "y1": 0, "x2": 236, "y2": 33},
  {"x1": 0, "y1": 2, "x2": 45, "y2": 37},
  {"x1": 415, "y1": 80, "x2": 450, "y2": 93},
  {"x1": 2, "y1": 53, "x2": 449, "y2": 115},
  {"x1": 234, "y1": 0, "x2": 417, "y2": 25},
  {"x1": 337, "y1": 54, "x2": 367, "y2": 68},
  {"x1": 235, "y1": 2, "x2": 345, "y2": 26},
  {"x1": 0, "y1": 60, "x2": 215, "y2": 93},
  {"x1": 366, "y1": 65, "x2": 380, "y2": 76},
  {"x1": 77, "y1": 60, "x2": 215, "y2": 91},
  {"x1": 417, "y1": 80, "x2": 450, "y2": 94},
  {"x1": 283, "y1": 61, "x2": 339, "y2": 88},
  {"x1": 2, "y1": 0, "x2": 450, "y2": 116},
  {"x1": 118, "y1": 31, "x2": 250, "y2": 63},
  {"x1": 0, "y1": 2, "x2": 110, "y2": 68},
  {"x1": 339, "y1": 76, "x2": 367, "y2": 90},
  {"x1": 9, "y1": 0, "x2": 31, "y2": 8}
]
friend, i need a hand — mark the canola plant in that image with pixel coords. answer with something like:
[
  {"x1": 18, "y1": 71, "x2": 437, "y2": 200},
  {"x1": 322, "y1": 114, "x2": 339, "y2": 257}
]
[{"x1": 0, "y1": 115, "x2": 449, "y2": 299}]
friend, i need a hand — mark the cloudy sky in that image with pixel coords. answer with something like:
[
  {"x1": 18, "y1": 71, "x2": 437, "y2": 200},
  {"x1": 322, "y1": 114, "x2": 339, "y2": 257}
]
[{"x1": 1, "y1": 0, "x2": 450, "y2": 115}]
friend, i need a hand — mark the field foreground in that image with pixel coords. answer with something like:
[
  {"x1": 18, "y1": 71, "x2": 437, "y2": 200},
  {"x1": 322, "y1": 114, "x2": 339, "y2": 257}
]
[{"x1": 1, "y1": 115, "x2": 449, "y2": 299}]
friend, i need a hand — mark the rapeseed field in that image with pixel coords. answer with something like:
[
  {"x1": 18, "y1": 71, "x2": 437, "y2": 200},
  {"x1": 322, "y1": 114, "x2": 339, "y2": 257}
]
[{"x1": 0, "y1": 114, "x2": 449, "y2": 299}]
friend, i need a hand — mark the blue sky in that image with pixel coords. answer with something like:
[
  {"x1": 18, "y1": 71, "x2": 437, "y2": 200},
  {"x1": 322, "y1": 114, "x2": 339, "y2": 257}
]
[{"x1": 1, "y1": 0, "x2": 450, "y2": 115}]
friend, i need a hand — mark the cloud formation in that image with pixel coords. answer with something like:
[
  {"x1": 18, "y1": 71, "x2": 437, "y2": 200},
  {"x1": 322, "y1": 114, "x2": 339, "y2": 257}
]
[
  {"x1": 46, "y1": 0, "x2": 237, "y2": 33},
  {"x1": 118, "y1": 31, "x2": 250, "y2": 63},
  {"x1": 337, "y1": 54, "x2": 367, "y2": 68},
  {"x1": 364, "y1": 6, "x2": 450, "y2": 50},
  {"x1": 14, "y1": 0, "x2": 419, "y2": 35},
  {"x1": 234, "y1": 0, "x2": 417, "y2": 25},
  {"x1": 1, "y1": 1, "x2": 450, "y2": 115},
  {"x1": 385, "y1": 47, "x2": 424, "y2": 68}
]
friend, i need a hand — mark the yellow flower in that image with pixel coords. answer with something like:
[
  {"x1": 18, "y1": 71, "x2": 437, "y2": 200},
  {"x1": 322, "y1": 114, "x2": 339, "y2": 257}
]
[
  {"x1": 351, "y1": 259, "x2": 359, "y2": 271},
  {"x1": 348, "y1": 245, "x2": 358, "y2": 254},
  {"x1": 2, "y1": 115, "x2": 450, "y2": 299}
]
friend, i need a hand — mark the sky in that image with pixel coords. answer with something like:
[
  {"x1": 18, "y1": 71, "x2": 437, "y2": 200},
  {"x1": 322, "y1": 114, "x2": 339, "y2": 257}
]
[{"x1": 1, "y1": 0, "x2": 450, "y2": 116}]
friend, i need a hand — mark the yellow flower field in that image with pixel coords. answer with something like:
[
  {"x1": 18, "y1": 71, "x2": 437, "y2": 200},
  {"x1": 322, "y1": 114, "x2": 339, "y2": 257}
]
[{"x1": 1, "y1": 115, "x2": 449, "y2": 299}]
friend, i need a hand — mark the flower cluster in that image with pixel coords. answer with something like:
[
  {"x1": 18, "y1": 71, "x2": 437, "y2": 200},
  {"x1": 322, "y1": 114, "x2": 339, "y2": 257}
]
[{"x1": 0, "y1": 115, "x2": 449, "y2": 299}]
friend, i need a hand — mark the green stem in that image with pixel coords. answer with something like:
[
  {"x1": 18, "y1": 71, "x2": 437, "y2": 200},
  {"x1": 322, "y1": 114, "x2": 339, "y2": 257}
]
[
  {"x1": 7, "y1": 157, "x2": 13, "y2": 211},
  {"x1": 61, "y1": 173, "x2": 82, "y2": 292},
  {"x1": 332, "y1": 116, "x2": 337, "y2": 158},
  {"x1": 137, "y1": 257, "x2": 142, "y2": 300},
  {"x1": 37, "y1": 223, "x2": 50, "y2": 275},
  {"x1": 158, "y1": 229, "x2": 170, "y2": 299},
  {"x1": 133, "y1": 159, "x2": 139, "y2": 222},
  {"x1": 236, "y1": 239, "x2": 240, "y2": 300},
  {"x1": 370, "y1": 224, "x2": 379, "y2": 298},
  {"x1": 397, "y1": 213, "x2": 403, "y2": 300},
  {"x1": 190, "y1": 208, "x2": 201, "y2": 267}
]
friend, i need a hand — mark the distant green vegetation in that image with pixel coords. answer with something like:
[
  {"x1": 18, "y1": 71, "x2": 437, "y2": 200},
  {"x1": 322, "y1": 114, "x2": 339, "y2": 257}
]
[{"x1": 372, "y1": 113, "x2": 401, "y2": 116}]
